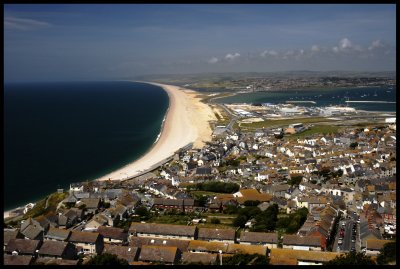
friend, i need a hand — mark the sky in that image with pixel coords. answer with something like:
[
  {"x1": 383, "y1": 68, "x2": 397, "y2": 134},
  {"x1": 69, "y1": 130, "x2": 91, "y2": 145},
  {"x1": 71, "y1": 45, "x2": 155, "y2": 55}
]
[{"x1": 4, "y1": 4, "x2": 396, "y2": 82}]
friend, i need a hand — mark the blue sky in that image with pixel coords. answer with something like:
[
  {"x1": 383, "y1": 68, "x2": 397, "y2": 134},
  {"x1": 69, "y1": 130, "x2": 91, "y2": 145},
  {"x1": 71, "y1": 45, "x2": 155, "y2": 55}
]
[{"x1": 4, "y1": 4, "x2": 396, "y2": 82}]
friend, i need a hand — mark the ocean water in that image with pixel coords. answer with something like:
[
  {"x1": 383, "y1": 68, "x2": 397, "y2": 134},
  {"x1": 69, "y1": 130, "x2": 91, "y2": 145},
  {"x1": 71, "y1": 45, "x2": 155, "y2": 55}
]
[
  {"x1": 216, "y1": 86, "x2": 396, "y2": 112},
  {"x1": 4, "y1": 81, "x2": 169, "y2": 211}
]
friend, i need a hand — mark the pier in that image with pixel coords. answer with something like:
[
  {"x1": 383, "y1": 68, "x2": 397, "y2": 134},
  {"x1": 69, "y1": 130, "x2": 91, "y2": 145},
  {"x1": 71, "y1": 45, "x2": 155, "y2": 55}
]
[{"x1": 286, "y1": 100, "x2": 316, "y2": 104}]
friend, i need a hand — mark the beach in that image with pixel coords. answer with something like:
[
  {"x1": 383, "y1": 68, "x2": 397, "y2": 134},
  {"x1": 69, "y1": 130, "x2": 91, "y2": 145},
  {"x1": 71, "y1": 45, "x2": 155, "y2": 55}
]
[{"x1": 95, "y1": 82, "x2": 217, "y2": 181}]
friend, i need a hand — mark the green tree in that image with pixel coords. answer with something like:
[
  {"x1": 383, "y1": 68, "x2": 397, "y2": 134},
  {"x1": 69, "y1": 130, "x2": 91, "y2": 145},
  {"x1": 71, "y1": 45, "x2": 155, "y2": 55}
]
[
  {"x1": 349, "y1": 142, "x2": 359, "y2": 149},
  {"x1": 325, "y1": 252, "x2": 376, "y2": 265},
  {"x1": 86, "y1": 253, "x2": 129, "y2": 265},
  {"x1": 135, "y1": 206, "x2": 150, "y2": 219},
  {"x1": 377, "y1": 241, "x2": 396, "y2": 265},
  {"x1": 210, "y1": 217, "x2": 221, "y2": 224}
]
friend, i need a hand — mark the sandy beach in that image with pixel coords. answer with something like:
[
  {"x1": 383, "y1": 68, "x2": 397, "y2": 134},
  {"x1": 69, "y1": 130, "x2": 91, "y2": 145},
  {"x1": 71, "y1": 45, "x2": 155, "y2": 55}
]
[{"x1": 96, "y1": 82, "x2": 216, "y2": 181}]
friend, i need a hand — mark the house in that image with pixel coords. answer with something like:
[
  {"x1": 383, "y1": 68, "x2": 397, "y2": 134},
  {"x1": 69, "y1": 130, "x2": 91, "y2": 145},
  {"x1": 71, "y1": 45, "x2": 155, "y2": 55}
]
[
  {"x1": 187, "y1": 240, "x2": 229, "y2": 253},
  {"x1": 3, "y1": 255, "x2": 33, "y2": 265},
  {"x1": 37, "y1": 240, "x2": 77, "y2": 260},
  {"x1": 20, "y1": 218, "x2": 45, "y2": 240},
  {"x1": 197, "y1": 228, "x2": 236, "y2": 243},
  {"x1": 78, "y1": 198, "x2": 100, "y2": 215},
  {"x1": 152, "y1": 198, "x2": 195, "y2": 212},
  {"x1": 97, "y1": 226, "x2": 128, "y2": 245},
  {"x1": 129, "y1": 237, "x2": 190, "y2": 252},
  {"x1": 129, "y1": 222, "x2": 197, "y2": 240},
  {"x1": 181, "y1": 252, "x2": 218, "y2": 265},
  {"x1": 282, "y1": 235, "x2": 322, "y2": 251},
  {"x1": 34, "y1": 257, "x2": 79, "y2": 265},
  {"x1": 226, "y1": 244, "x2": 267, "y2": 256},
  {"x1": 365, "y1": 239, "x2": 393, "y2": 256},
  {"x1": 239, "y1": 231, "x2": 278, "y2": 249},
  {"x1": 233, "y1": 189, "x2": 273, "y2": 205},
  {"x1": 68, "y1": 231, "x2": 104, "y2": 255},
  {"x1": 360, "y1": 220, "x2": 383, "y2": 247},
  {"x1": 138, "y1": 245, "x2": 179, "y2": 264},
  {"x1": 44, "y1": 227, "x2": 71, "y2": 242},
  {"x1": 5, "y1": 239, "x2": 42, "y2": 257},
  {"x1": 83, "y1": 213, "x2": 111, "y2": 231},
  {"x1": 3, "y1": 229, "x2": 24, "y2": 247},
  {"x1": 269, "y1": 248, "x2": 340, "y2": 265},
  {"x1": 102, "y1": 245, "x2": 139, "y2": 263}
]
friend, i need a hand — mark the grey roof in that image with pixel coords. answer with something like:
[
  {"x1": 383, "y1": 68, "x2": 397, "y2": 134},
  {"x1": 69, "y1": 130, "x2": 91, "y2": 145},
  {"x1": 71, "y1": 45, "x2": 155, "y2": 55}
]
[
  {"x1": 138, "y1": 245, "x2": 178, "y2": 263},
  {"x1": 4, "y1": 229, "x2": 23, "y2": 245},
  {"x1": 197, "y1": 228, "x2": 236, "y2": 241},
  {"x1": 5, "y1": 239, "x2": 41, "y2": 255},
  {"x1": 283, "y1": 235, "x2": 321, "y2": 247},
  {"x1": 129, "y1": 222, "x2": 196, "y2": 237},
  {"x1": 240, "y1": 232, "x2": 278, "y2": 244},
  {"x1": 74, "y1": 192, "x2": 90, "y2": 199},
  {"x1": 3, "y1": 255, "x2": 33, "y2": 265},
  {"x1": 97, "y1": 226, "x2": 127, "y2": 241},
  {"x1": 181, "y1": 252, "x2": 218, "y2": 265},
  {"x1": 195, "y1": 167, "x2": 212, "y2": 175},
  {"x1": 102, "y1": 245, "x2": 138, "y2": 263},
  {"x1": 68, "y1": 231, "x2": 101, "y2": 243},
  {"x1": 38, "y1": 240, "x2": 72, "y2": 256},
  {"x1": 80, "y1": 198, "x2": 100, "y2": 209},
  {"x1": 129, "y1": 237, "x2": 190, "y2": 252},
  {"x1": 44, "y1": 227, "x2": 71, "y2": 241},
  {"x1": 20, "y1": 224, "x2": 43, "y2": 240}
]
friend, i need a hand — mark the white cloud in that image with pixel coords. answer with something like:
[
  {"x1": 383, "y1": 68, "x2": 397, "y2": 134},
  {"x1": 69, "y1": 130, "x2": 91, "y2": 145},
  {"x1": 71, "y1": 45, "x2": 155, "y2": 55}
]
[
  {"x1": 261, "y1": 50, "x2": 278, "y2": 57},
  {"x1": 225, "y1": 52, "x2": 240, "y2": 60},
  {"x1": 311, "y1": 45, "x2": 320, "y2": 52},
  {"x1": 5, "y1": 16, "x2": 51, "y2": 31},
  {"x1": 332, "y1": 46, "x2": 339, "y2": 53},
  {"x1": 339, "y1": 38, "x2": 353, "y2": 50},
  {"x1": 208, "y1": 57, "x2": 219, "y2": 64},
  {"x1": 368, "y1": 39, "x2": 384, "y2": 50}
]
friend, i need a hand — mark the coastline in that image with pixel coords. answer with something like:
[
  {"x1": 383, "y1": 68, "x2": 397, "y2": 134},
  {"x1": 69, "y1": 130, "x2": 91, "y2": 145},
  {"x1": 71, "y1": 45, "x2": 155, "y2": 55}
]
[
  {"x1": 95, "y1": 82, "x2": 217, "y2": 182},
  {"x1": 4, "y1": 81, "x2": 217, "y2": 218}
]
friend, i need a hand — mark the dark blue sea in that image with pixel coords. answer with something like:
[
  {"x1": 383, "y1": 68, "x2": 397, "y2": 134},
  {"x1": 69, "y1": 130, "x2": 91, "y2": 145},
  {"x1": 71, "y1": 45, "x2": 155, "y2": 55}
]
[
  {"x1": 4, "y1": 81, "x2": 169, "y2": 211},
  {"x1": 216, "y1": 86, "x2": 396, "y2": 112}
]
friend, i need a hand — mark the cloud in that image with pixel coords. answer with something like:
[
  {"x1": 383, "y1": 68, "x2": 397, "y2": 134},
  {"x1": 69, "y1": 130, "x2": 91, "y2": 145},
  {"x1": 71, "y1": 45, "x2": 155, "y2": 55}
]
[
  {"x1": 368, "y1": 39, "x2": 385, "y2": 50},
  {"x1": 332, "y1": 46, "x2": 339, "y2": 53},
  {"x1": 260, "y1": 50, "x2": 278, "y2": 57},
  {"x1": 5, "y1": 16, "x2": 51, "y2": 31},
  {"x1": 339, "y1": 38, "x2": 352, "y2": 50},
  {"x1": 311, "y1": 45, "x2": 320, "y2": 52},
  {"x1": 225, "y1": 52, "x2": 240, "y2": 60},
  {"x1": 208, "y1": 57, "x2": 219, "y2": 64}
]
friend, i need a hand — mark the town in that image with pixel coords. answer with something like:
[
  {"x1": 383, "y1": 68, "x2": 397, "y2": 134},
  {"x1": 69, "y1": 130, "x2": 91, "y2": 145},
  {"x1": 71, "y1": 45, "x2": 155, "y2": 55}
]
[{"x1": 4, "y1": 102, "x2": 396, "y2": 265}]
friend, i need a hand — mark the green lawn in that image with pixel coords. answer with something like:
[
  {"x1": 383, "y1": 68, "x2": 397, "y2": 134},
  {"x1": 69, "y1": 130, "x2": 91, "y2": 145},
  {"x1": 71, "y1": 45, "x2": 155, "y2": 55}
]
[
  {"x1": 288, "y1": 125, "x2": 342, "y2": 139},
  {"x1": 239, "y1": 117, "x2": 334, "y2": 130}
]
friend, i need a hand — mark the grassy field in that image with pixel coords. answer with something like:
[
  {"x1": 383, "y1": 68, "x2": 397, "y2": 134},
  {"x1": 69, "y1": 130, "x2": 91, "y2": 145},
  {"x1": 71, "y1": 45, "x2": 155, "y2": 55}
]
[
  {"x1": 239, "y1": 117, "x2": 334, "y2": 130},
  {"x1": 188, "y1": 190, "x2": 225, "y2": 197},
  {"x1": 288, "y1": 125, "x2": 342, "y2": 139},
  {"x1": 23, "y1": 192, "x2": 68, "y2": 219}
]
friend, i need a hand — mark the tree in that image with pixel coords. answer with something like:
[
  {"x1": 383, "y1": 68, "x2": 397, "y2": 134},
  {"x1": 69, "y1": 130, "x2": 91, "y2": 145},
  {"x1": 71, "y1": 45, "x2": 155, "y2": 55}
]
[
  {"x1": 325, "y1": 252, "x2": 376, "y2": 265},
  {"x1": 349, "y1": 142, "x2": 358, "y2": 149},
  {"x1": 86, "y1": 253, "x2": 129, "y2": 265},
  {"x1": 135, "y1": 206, "x2": 150, "y2": 219},
  {"x1": 210, "y1": 217, "x2": 221, "y2": 224},
  {"x1": 377, "y1": 241, "x2": 396, "y2": 265}
]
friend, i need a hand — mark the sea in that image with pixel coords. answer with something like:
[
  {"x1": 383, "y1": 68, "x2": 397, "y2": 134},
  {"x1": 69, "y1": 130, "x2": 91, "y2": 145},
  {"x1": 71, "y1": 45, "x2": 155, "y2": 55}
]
[
  {"x1": 215, "y1": 86, "x2": 396, "y2": 112},
  {"x1": 4, "y1": 81, "x2": 169, "y2": 211}
]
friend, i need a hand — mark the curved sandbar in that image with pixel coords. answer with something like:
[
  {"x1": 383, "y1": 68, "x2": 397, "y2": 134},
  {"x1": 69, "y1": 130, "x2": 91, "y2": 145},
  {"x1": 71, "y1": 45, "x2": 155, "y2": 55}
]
[{"x1": 96, "y1": 82, "x2": 216, "y2": 181}]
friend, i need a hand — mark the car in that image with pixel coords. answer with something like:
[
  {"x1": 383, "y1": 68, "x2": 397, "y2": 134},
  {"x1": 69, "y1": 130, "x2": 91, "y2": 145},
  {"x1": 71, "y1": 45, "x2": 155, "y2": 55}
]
[
  {"x1": 338, "y1": 239, "x2": 343, "y2": 245},
  {"x1": 352, "y1": 239, "x2": 356, "y2": 243}
]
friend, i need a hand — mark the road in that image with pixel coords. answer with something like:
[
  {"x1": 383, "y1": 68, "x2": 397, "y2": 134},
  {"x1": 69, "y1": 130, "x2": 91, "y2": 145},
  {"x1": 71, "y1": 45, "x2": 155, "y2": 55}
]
[
  {"x1": 217, "y1": 104, "x2": 238, "y2": 131},
  {"x1": 333, "y1": 212, "x2": 360, "y2": 253}
]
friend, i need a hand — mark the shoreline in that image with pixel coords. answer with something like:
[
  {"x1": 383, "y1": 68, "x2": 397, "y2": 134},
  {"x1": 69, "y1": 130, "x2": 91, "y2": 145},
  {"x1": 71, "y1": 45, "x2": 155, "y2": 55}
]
[
  {"x1": 94, "y1": 81, "x2": 217, "y2": 182},
  {"x1": 4, "y1": 81, "x2": 217, "y2": 218}
]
